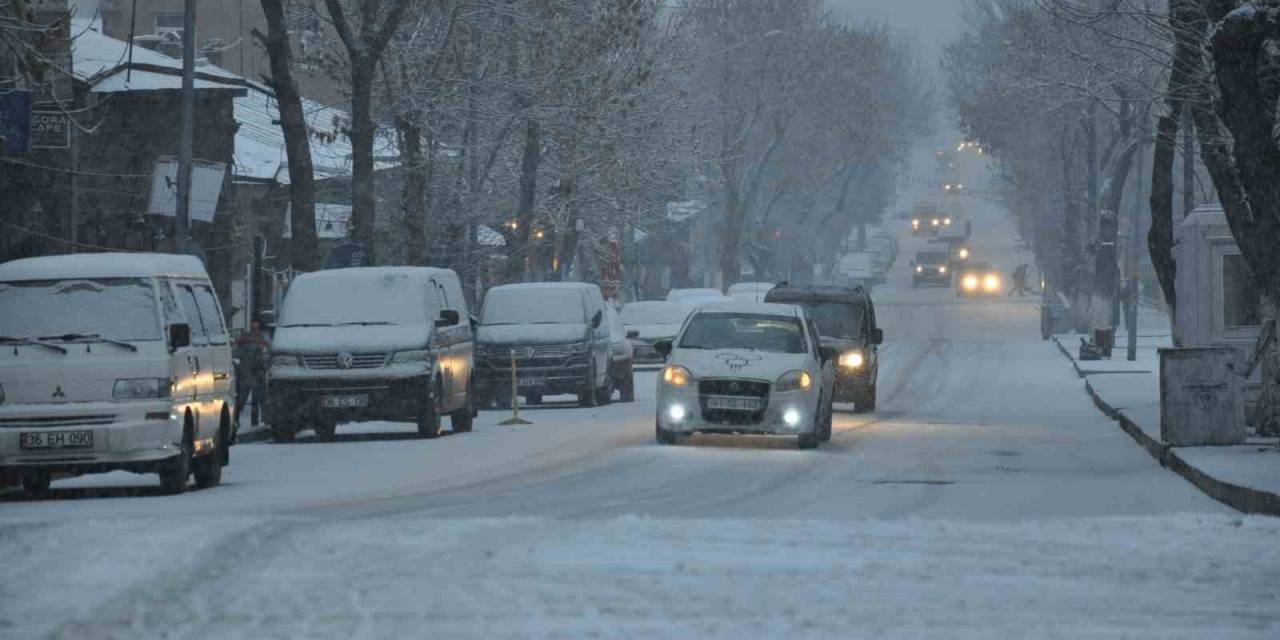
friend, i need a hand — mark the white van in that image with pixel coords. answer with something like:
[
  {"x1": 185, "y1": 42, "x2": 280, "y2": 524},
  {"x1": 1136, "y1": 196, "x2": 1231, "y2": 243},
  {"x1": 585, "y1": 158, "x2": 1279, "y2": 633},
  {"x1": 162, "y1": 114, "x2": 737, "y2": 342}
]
[
  {"x1": 0, "y1": 253, "x2": 235, "y2": 496},
  {"x1": 267, "y1": 267, "x2": 475, "y2": 442}
]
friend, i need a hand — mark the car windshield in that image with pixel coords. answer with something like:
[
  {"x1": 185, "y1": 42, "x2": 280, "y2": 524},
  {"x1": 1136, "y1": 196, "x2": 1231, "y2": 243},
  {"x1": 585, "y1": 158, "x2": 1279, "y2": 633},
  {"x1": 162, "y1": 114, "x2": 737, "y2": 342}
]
[
  {"x1": 667, "y1": 289, "x2": 723, "y2": 302},
  {"x1": 917, "y1": 252, "x2": 948, "y2": 265},
  {"x1": 482, "y1": 287, "x2": 585, "y2": 325},
  {"x1": 620, "y1": 302, "x2": 691, "y2": 325},
  {"x1": 280, "y1": 272, "x2": 430, "y2": 327},
  {"x1": 0, "y1": 278, "x2": 162, "y2": 341},
  {"x1": 679, "y1": 312, "x2": 806, "y2": 354},
  {"x1": 796, "y1": 302, "x2": 863, "y2": 341}
]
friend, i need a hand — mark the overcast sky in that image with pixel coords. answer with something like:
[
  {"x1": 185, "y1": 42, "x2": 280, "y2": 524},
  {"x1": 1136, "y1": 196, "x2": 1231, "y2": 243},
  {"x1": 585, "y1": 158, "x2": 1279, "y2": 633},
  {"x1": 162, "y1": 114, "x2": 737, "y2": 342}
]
[{"x1": 825, "y1": 0, "x2": 963, "y2": 67}]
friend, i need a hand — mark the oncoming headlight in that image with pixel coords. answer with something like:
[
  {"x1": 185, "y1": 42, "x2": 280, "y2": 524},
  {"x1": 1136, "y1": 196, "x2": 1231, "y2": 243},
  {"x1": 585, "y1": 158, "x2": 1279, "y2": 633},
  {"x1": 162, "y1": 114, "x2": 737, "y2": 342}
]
[
  {"x1": 838, "y1": 352, "x2": 865, "y2": 369},
  {"x1": 776, "y1": 370, "x2": 812, "y2": 392},
  {"x1": 915, "y1": 265, "x2": 924, "y2": 273},
  {"x1": 391, "y1": 350, "x2": 431, "y2": 364},
  {"x1": 962, "y1": 275, "x2": 979, "y2": 291},
  {"x1": 983, "y1": 274, "x2": 1001, "y2": 291},
  {"x1": 663, "y1": 365, "x2": 692, "y2": 387},
  {"x1": 958, "y1": 247, "x2": 969, "y2": 259},
  {"x1": 939, "y1": 266, "x2": 948, "y2": 274},
  {"x1": 113, "y1": 378, "x2": 173, "y2": 400}
]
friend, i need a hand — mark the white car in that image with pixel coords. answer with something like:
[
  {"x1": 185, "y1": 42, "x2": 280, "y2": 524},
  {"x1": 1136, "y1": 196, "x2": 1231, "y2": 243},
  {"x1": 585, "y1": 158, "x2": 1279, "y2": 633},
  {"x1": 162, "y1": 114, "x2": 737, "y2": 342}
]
[
  {"x1": 619, "y1": 300, "x2": 695, "y2": 364},
  {"x1": 653, "y1": 301, "x2": 835, "y2": 449},
  {"x1": 665, "y1": 288, "x2": 726, "y2": 305},
  {"x1": 727, "y1": 282, "x2": 777, "y2": 302},
  {"x1": 0, "y1": 253, "x2": 235, "y2": 496}
]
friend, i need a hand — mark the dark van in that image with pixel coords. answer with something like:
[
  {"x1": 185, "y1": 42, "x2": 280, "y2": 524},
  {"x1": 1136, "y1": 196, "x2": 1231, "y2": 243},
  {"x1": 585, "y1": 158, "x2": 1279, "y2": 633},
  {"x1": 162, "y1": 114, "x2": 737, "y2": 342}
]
[{"x1": 764, "y1": 285, "x2": 882, "y2": 412}]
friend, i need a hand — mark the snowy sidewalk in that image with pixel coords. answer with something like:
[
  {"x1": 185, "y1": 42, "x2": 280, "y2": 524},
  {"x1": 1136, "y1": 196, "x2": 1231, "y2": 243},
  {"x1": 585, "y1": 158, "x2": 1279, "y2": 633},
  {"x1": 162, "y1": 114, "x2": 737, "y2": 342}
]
[{"x1": 1051, "y1": 329, "x2": 1280, "y2": 515}]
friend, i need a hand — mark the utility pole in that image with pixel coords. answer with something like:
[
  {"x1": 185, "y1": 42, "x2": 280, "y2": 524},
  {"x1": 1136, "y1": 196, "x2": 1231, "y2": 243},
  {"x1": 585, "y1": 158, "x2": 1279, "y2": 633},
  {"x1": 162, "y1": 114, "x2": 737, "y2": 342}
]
[
  {"x1": 1180, "y1": 108, "x2": 1195, "y2": 217},
  {"x1": 174, "y1": 0, "x2": 196, "y2": 252},
  {"x1": 1125, "y1": 138, "x2": 1148, "y2": 361}
]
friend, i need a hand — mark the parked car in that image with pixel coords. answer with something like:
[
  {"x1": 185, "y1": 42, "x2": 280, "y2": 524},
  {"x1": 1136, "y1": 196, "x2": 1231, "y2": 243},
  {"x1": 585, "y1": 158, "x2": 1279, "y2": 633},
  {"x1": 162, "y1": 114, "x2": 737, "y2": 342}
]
[
  {"x1": 836, "y1": 251, "x2": 880, "y2": 287},
  {"x1": 606, "y1": 307, "x2": 636, "y2": 402},
  {"x1": 268, "y1": 267, "x2": 474, "y2": 442},
  {"x1": 619, "y1": 300, "x2": 695, "y2": 364},
  {"x1": 0, "y1": 253, "x2": 234, "y2": 496},
  {"x1": 912, "y1": 251, "x2": 952, "y2": 287},
  {"x1": 653, "y1": 301, "x2": 835, "y2": 449},
  {"x1": 666, "y1": 288, "x2": 726, "y2": 305},
  {"x1": 765, "y1": 284, "x2": 882, "y2": 412},
  {"x1": 955, "y1": 262, "x2": 1003, "y2": 297},
  {"x1": 727, "y1": 282, "x2": 777, "y2": 302},
  {"x1": 475, "y1": 282, "x2": 612, "y2": 407}
]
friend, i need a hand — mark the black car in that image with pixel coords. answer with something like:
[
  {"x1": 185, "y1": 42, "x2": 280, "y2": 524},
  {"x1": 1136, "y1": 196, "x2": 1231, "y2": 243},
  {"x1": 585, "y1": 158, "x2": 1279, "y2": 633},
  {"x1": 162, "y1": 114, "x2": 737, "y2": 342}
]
[
  {"x1": 764, "y1": 284, "x2": 882, "y2": 412},
  {"x1": 912, "y1": 251, "x2": 951, "y2": 287}
]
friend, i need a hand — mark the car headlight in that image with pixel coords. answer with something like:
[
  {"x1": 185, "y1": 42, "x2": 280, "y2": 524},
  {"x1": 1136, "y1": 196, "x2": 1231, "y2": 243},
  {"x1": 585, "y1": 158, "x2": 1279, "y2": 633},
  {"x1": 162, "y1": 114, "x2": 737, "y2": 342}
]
[
  {"x1": 113, "y1": 378, "x2": 172, "y2": 400},
  {"x1": 931, "y1": 218, "x2": 940, "y2": 226},
  {"x1": 944, "y1": 217, "x2": 953, "y2": 225},
  {"x1": 391, "y1": 350, "x2": 431, "y2": 364},
  {"x1": 838, "y1": 352, "x2": 864, "y2": 369},
  {"x1": 663, "y1": 365, "x2": 692, "y2": 387},
  {"x1": 963, "y1": 275, "x2": 979, "y2": 290},
  {"x1": 939, "y1": 266, "x2": 948, "y2": 274},
  {"x1": 270, "y1": 354, "x2": 300, "y2": 368},
  {"x1": 569, "y1": 341, "x2": 591, "y2": 354},
  {"x1": 915, "y1": 265, "x2": 924, "y2": 273},
  {"x1": 958, "y1": 248, "x2": 969, "y2": 259},
  {"x1": 776, "y1": 370, "x2": 812, "y2": 392},
  {"x1": 911, "y1": 219, "x2": 920, "y2": 228},
  {"x1": 984, "y1": 274, "x2": 1001, "y2": 291}
]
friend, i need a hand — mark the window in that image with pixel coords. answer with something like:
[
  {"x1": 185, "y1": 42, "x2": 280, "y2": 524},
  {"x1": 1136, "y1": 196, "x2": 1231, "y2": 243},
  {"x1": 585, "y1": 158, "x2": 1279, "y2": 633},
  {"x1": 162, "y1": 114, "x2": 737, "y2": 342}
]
[
  {"x1": 177, "y1": 285, "x2": 210, "y2": 345},
  {"x1": 1222, "y1": 254, "x2": 1262, "y2": 329},
  {"x1": 193, "y1": 286, "x2": 229, "y2": 344}
]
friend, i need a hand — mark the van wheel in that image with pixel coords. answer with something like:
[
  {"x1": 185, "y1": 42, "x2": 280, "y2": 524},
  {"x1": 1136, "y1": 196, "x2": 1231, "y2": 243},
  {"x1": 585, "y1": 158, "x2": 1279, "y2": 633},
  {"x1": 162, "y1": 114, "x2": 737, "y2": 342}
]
[
  {"x1": 314, "y1": 421, "x2": 337, "y2": 443},
  {"x1": 418, "y1": 392, "x2": 442, "y2": 439},
  {"x1": 193, "y1": 433, "x2": 223, "y2": 490},
  {"x1": 578, "y1": 365, "x2": 599, "y2": 408},
  {"x1": 159, "y1": 428, "x2": 193, "y2": 494},
  {"x1": 595, "y1": 361, "x2": 614, "y2": 405},
  {"x1": 526, "y1": 392, "x2": 543, "y2": 406},
  {"x1": 655, "y1": 421, "x2": 677, "y2": 445},
  {"x1": 272, "y1": 420, "x2": 297, "y2": 443},
  {"x1": 452, "y1": 383, "x2": 475, "y2": 433},
  {"x1": 620, "y1": 368, "x2": 636, "y2": 403},
  {"x1": 21, "y1": 470, "x2": 52, "y2": 497},
  {"x1": 798, "y1": 433, "x2": 819, "y2": 450},
  {"x1": 854, "y1": 383, "x2": 877, "y2": 414}
]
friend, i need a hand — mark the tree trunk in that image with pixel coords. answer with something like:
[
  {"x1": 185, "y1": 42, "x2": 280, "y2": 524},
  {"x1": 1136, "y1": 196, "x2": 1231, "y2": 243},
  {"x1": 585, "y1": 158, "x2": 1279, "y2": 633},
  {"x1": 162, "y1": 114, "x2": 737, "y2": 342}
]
[
  {"x1": 396, "y1": 115, "x2": 426, "y2": 265},
  {"x1": 256, "y1": 0, "x2": 319, "y2": 271},
  {"x1": 348, "y1": 58, "x2": 378, "y2": 258},
  {"x1": 508, "y1": 116, "x2": 540, "y2": 281},
  {"x1": 1148, "y1": 110, "x2": 1179, "y2": 318},
  {"x1": 1090, "y1": 140, "x2": 1140, "y2": 330},
  {"x1": 719, "y1": 186, "x2": 745, "y2": 289}
]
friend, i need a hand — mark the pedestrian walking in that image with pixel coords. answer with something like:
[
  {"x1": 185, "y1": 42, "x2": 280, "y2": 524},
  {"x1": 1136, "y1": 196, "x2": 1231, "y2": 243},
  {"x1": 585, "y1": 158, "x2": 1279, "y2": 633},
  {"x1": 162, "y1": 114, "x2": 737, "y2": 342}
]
[
  {"x1": 1009, "y1": 263, "x2": 1029, "y2": 297},
  {"x1": 233, "y1": 319, "x2": 270, "y2": 429}
]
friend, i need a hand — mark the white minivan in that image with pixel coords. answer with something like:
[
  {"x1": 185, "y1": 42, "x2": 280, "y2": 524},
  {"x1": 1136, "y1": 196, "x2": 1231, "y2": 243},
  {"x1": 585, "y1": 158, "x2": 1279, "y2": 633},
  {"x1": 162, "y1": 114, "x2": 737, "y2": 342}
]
[{"x1": 0, "y1": 253, "x2": 235, "y2": 496}]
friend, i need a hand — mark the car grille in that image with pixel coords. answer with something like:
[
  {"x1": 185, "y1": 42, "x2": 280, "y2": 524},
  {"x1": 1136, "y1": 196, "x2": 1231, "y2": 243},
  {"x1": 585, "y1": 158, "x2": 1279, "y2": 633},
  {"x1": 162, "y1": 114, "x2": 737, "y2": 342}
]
[
  {"x1": 302, "y1": 352, "x2": 389, "y2": 369},
  {"x1": 0, "y1": 415, "x2": 116, "y2": 429},
  {"x1": 698, "y1": 378, "x2": 769, "y2": 425}
]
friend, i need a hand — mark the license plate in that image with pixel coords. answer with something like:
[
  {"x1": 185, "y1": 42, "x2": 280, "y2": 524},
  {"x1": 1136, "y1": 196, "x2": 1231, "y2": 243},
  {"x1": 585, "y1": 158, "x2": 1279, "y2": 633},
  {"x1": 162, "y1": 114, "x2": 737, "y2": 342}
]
[
  {"x1": 321, "y1": 394, "x2": 369, "y2": 409},
  {"x1": 706, "y1": 396, "x2": 763, "y2": 411},
  {"x1": 20, "y1": 430, "x2": 94, "y2": 450},
  {"x1": 518, "y1": 377, "x2": 545, "y2": 388}
]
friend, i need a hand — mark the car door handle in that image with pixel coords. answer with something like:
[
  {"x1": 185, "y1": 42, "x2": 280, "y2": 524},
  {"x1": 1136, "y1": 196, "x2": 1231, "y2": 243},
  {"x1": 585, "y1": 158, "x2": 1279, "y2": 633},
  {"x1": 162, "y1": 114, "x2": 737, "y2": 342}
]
[{"x1": 213, "y1": 372, "x2": 230, "y2": 381}]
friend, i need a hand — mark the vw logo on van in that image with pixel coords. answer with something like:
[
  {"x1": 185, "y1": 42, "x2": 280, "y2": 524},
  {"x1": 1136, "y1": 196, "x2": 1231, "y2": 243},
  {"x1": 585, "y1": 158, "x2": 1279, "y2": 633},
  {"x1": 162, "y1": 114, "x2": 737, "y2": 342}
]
[
  {"x1": 336, "y1": 352, "x2": 355, "y2": 370},
  {"x1": 524, "y1": 347, "x2": 536, "y2": 359}
]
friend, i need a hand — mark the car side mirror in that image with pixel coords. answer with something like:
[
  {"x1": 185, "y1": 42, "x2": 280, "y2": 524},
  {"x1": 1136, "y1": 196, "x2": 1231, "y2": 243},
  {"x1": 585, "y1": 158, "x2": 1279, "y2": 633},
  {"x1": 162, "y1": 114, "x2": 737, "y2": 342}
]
[
  {"x1": 626, "y1": 330, "x2": 640, "y2": 339},
  {"x1": 870, "y1": 328, "x2": 884, "y2": 345},
  {"x1": 168, "y1": 323, "x2": 191, "y2": 352},
  {"x1": 437, "y1": 309, "x2": 460, "y2": 327},
  {"x1": 819, "y1": 346, "x2": 837, "y2": 363},
  {"x1": 654, "y1": 340, "x2": 673, "y2": 358},
  {"x1": 590, "y1": 310, "x2": 603, "y2": 328}
]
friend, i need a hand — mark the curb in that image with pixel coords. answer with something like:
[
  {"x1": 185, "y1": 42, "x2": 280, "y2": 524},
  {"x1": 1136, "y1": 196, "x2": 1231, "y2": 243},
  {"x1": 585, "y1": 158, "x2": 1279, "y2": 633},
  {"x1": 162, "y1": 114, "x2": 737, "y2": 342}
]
[
  {"x1": 1056, "y1": 336, "x2": 1280, "y2": 516},
  {"x1": 235, "y1": 427, "x2": 274, "y2": 445}
]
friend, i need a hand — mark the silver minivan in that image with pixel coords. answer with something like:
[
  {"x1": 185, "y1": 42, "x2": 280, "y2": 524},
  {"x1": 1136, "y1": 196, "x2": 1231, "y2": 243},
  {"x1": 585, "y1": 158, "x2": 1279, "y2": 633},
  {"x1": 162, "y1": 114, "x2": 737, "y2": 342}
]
[
  {"x1": 0, "y1": 253, "x2": 235, "y2": 496},
  {"x1": 267, "y1": 267, "x2": 475, "y2": 441}
]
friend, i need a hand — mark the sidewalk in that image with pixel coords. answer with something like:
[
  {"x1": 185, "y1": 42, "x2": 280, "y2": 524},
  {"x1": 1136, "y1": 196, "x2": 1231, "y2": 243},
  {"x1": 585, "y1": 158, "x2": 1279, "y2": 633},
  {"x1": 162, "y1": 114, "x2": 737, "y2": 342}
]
[{"x1": 1051, "y1": 324, "x2": 1280, "y2": 515}]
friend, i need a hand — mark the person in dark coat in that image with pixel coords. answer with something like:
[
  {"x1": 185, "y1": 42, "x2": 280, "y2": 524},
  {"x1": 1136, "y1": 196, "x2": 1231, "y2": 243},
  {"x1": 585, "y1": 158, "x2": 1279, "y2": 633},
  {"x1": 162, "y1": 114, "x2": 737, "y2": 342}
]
[
  {"x1": 233, "y1": 319, "x2": 269, "y2": 428},
  {"x1": 1009, "y1": 263, "x2": 1029, "y2": 297}
]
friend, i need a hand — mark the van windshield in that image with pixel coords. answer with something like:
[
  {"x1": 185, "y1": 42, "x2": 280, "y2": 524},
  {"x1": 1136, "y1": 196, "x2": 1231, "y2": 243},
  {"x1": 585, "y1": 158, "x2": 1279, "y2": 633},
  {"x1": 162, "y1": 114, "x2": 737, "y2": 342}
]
[
  {"x1": 0, "y1": 278, "x2": 162, "y2": 341},
  {"x1": 796, "y1": 302, "x2": 863, "y2": 341},
  {"x1": 482, "y1": 288, "x2": 585, "y2": 325},
  {"x1": 280, "y1": 273, "x2": 431, "y2": 327}
]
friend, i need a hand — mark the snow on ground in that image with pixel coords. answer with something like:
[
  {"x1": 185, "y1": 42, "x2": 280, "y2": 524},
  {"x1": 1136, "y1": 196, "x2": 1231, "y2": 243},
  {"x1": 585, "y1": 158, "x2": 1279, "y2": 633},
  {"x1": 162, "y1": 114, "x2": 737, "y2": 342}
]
[{"x1": 5, "y1": 514, "x2": 1277, "y2": 639}]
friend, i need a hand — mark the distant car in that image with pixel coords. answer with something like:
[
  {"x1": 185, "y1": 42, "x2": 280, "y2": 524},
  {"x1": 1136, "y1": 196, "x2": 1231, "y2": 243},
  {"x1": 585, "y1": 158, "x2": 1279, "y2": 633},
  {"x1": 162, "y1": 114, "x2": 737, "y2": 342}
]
[
  {"x1": 653, "y1": 301, "x2": 835, "y2": 449},
  {"x1": 666, "y1": 288, "x2": 726, "y2": 305},
  {"x1": 911, "y1": 214, "x2": 952, "y2": 235},
  {"x1": 943, "y1": 181, "x2": 965, "y2": 195},
  {"x1": 955, "y1": 262, "x2": 1003, "y2": 297},
  {"x1": 836, "y1": 251, "x2": 880, "y2": 287},
  {"x1": 727, "y1": 282, "x2": 777, "y2": 302},
  {"x1": 912, "y1": 251, "x2": 951, "y2": 287},
  {"x1": 475, "y1": 282, "x2": 613, "y2": 408},
  {"x1": 765, "y1": 285, "x2": 882, "y2": 412},
  {"x1": 620, "y1": 301, "x2": 695, "y2": 364},
  {"x1": 605, "y1": 307, "x2": 635, "y2": 402}
]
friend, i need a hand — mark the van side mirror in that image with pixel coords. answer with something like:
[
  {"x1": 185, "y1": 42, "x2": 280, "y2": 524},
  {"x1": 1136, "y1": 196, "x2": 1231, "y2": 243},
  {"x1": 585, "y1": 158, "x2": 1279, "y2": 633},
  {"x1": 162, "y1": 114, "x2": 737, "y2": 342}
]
[
  {"x1": 437, "y1": 309, "x2": 460, "y2": 327},
  {"x1": 626, "y1": 330, "x2": 640, "y2": 340},
  {"x1": 654, "y1": 340, "x2": 673, "y2": 358},
  {"x1": 870, "y1": 328, "x2": 884, "y2": 345},
  {"x1": 168, "y1": 323, "x2": 191, "y2": 352},
  {"x1": 590, "y1": 309, "x2": 603, "y2": 328},
  {"x1": 819, "y1": 346, "x2": 837, "y2": 363}
]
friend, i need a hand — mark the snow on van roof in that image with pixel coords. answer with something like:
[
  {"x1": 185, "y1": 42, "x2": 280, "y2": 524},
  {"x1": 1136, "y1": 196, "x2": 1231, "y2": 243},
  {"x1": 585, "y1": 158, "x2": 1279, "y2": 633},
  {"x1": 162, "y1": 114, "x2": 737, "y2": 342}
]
[
  {"x1": 693, "y1": 300, "x2": 800, "y2": 317},
  {"x1": 0, "y1": 253, "x2": 209, "y2": 281},
  {"x1": 488, "y1": 282, "x2": 600, "y2": 292},
  {"x1": 292, "y1": 266, "x2": 457, "y2": 285}
]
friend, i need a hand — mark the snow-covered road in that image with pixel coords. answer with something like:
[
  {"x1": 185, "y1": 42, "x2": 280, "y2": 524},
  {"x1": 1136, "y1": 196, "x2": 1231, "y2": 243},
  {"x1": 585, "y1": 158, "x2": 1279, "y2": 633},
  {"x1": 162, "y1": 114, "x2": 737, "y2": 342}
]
[{"x1": 3, "y1": 198, "x2": 1277, "y2": 638}]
